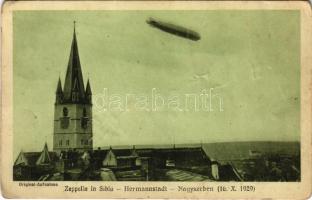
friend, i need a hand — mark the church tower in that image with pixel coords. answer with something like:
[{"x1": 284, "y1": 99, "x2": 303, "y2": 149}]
[{"x1": 53, "y1": 24, "x2": 92, "y2": 153}]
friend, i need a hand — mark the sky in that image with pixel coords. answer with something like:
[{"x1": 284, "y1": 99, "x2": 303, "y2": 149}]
[{"x1": 13, "y1": 10, "x2": 300, "y2": 157}]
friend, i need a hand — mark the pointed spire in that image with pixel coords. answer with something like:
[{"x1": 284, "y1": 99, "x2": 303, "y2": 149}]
[
  {"x1": 36, "y1": 142, "x2": 51, "y2": 165},
  {"x1": 86, "y1": 79, "x2": 92, "y2": 104},
  {"x1": 85, "y1": 79, "x2": 92, "y2": 104},
  {"x1": 86, "y1": 79, "x2": 92, "y2": 95},
  {"x1": 74, "y1": 20, "x2": 76, "y2": 34},
  {"x1": 55, "y1": 77, "x2": 63, "y2": 104},
  {"x1": 63, "y1": 21, "x2": 86, "y2": 103},
  {"x1": 44, "y1": 142, "x2": 49, "y2": 150},
  {"x1": 14, "y1": 150, "x2": 29, "y2": 166},
  {"x1": 56, "y1": 77, "x2": 63, "y2": 94}
]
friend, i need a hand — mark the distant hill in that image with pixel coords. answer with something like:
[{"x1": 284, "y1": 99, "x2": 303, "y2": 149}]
[{"x1": 202, "y1": 141, "x2": 300, "y2": 161}]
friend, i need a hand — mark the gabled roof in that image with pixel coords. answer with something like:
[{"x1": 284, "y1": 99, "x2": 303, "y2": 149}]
[
  {"x1": 14, "y1": 144, "x2": 59, "y2": 167},
  {"x1": 14, "y1": 152, "x2": 58, "y2": 167},
  {"x1": 36, "y1": 143, "x2": 52, "y2": 165},
  {"x1": 14, "y1": 152, "x2": 40, "y2": 166}
]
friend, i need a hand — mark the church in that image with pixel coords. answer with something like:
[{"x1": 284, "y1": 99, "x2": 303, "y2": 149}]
[
  {"x1": 53, "y1": 25, "x2": 93, "y2": 153},
  {"x1": 13, "y1": 25, "x2": 241, "y2": 182}
]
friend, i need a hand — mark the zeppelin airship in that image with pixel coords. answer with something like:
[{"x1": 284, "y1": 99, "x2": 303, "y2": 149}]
[{"x1": 146, "y1": 18, "x2": 201, "y2": 41}]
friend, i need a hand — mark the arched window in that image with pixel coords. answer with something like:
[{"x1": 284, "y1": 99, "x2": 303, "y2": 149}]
[
  {"x1": 81, "y1": 107, "x2": 88, "y2": 129},
  {"x1": 63, "y1": 107, "x2": 68, "y2": 116},
  {"x1": 83, "y1": 107, "x2": 87, "y2": 117},
  {"x1": 61, "y1": 107, "x2": 70, "y2": 129},
  {"x1": 72, "y1": 92, "x2": 79, "y2": 101}
]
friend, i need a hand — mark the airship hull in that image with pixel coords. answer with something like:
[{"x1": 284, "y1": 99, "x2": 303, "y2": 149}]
[{"x1": 147, "y1": 18, "x2": 201, "y2": 41}]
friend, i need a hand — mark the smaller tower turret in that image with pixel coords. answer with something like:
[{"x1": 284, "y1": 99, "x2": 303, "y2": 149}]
[
  {"x1": 86, "y1": 79, "x2": 92, "y2": 104},
  {"x1": 55, "y1": 77, "x2": 63, "y2": 104}
]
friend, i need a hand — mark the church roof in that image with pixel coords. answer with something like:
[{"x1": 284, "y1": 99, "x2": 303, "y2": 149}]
[
  {"x1": 62, "y1": 24, "x2": 88, "y2": 104},
  {"x1": 151, "y1": 147, "x2": 211, "y2": 162}
]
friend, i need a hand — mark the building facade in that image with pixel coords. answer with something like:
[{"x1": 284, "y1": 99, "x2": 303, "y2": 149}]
[{"x1": 53, "y1": 26, "x2": 93, "y2": 153}]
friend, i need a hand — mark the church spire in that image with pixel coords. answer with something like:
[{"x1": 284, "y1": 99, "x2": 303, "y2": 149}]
[
  {"x1": 63, "y1": 22, "x2": 86, "y2": 103},
  {"x1": 53, "y1": 22, "x2": 93, "y2": 153}
]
